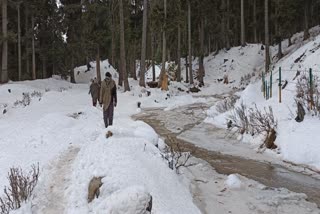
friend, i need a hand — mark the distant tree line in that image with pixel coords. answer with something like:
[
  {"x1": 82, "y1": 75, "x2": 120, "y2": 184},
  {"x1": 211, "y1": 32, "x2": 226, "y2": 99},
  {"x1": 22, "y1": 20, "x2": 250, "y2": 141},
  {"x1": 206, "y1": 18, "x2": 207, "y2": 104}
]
[{"x1": 1, "y1": 0, "x2": 319, "y2": 90}]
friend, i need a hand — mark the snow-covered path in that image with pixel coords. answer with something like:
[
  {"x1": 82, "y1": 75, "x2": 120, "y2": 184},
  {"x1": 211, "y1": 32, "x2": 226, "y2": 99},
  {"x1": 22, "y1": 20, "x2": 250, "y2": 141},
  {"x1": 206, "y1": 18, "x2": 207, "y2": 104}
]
[{"x1": 33, "y1": 146, "x2": 80, "y2": 214}]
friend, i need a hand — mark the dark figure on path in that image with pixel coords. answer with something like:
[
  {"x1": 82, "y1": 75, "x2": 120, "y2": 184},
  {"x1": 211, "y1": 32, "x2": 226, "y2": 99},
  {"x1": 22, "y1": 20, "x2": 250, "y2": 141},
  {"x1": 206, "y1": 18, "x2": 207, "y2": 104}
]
[
  {"x1": 85, "y1": 62, "x2": 92, "y2": 72},
  {"x1": 89, "y1": 78, "x2": 100, "y2": 106},
  {"x1": 100, "y1": 72, "x2": 117, "y2": 128}
]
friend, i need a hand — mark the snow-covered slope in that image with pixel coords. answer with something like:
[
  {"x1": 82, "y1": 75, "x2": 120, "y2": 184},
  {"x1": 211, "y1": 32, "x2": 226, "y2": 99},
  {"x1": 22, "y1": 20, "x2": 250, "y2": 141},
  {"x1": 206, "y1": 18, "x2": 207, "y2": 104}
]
[{"x1": 206, "y1": 27, "x2": 320, "y2": 171}]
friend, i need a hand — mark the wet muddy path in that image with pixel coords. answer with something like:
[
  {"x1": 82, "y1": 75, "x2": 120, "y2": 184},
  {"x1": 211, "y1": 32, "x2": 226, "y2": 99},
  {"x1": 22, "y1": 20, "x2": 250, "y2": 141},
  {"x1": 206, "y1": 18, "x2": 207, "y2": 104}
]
[{"x1": 134, "y1": 104, "x2": 320, "y2": 207}]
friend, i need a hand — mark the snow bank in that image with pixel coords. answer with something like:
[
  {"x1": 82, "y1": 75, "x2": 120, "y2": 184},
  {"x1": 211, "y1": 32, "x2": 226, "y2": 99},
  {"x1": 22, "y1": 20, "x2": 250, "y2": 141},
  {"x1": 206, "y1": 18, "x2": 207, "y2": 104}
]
[
  {"x1": 66, "y1": 123, "x2": 200, "y2": 213},
  {"x1": 206, "y1": 27, "x2": 320, "y2": 170},
  {"x1": 74, "y1": 59, "x2": 118, "y2": 83},
  {"x1": 145, "y1": 65, "x2": 161, "y2": 81},
  {"x1": 0, "y1": 79, "x2": 88, "y2": 187},
  {"x1": 95, "y1": 186, "x2": 151, "y2": 213}
]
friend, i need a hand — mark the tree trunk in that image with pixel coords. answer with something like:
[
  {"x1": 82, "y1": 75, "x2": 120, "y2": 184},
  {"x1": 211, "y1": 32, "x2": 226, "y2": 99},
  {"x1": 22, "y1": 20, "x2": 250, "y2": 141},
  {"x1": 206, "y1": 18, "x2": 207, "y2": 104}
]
[
  {"x1": 288, "y1": 37, "x2": 292, "y2": 47},
  {"x1": 131, "y1": 43, "x2": 137, "y2": 80},
  {"x1": 158, "y1": 0, "x2": 167, "y2": 88},
  {"x1": 139, "y1": 0, "x2": 148, "y2": 87},
  {"x1": 17, "y1": 3, "x2": 22, "y2": 81},
  {"x1": 185, "y1": 55, "x2": 189, "y2": 83},
  {"x1": 117, "y1": 3, "x2": 123, "y2": 86},
  {"x1": 278, "y1": 38, "x2": 282, "y2": 59},
  {"x1": 303, "y1": 1, "x2": 310, "y2": 40},
  {"x1": 265, "y1": 0, "x2": 270, "y2": 73},
  {"x1": 119, "y1": 0, "x2": 130, "y2": 91},
  {"x1": 111, "y1": 1, "x2": 117, "y2": 69},
  {"x1": 177, "y1": 25, "x2": 181, "y2": 82},
  {"x1": 129, "y1": 52, "x2": 133, "y2": 80},
  {"x1": 149, "y1": 0, "x2": 156, "y2": 82},
  {"x1": 1, "y1": 0, "x2": 8, "y2": 83},
  {"x1": 126, "y1": 49, "x2": 130, "y2": 78},
  {"x1": 241, "y1": 0, "x2": 245, "y2": 46},
  {"x1": 118, "y1": 61, "x2": 123, "y2": 86},
  {"x1": 25, "y1": 6, "x2": 30, "y2": 77},
  {"x1": 52, "y1": 60, "x2": 55, "y2": 75},
  {"x1": 151, "y1": 33, "x2": 156, "y2": 82},
  {"x1": 221, "y1": 0, "x2": 226, "y2": 48},
  {"x1": 226, "y1": 0, "x2": 230, "y2": 49},
  {"x1": 275, "y1": 0, "x2": 282, "y2": 59},
  {"x1": 253, "y1": 0, "x2": 258, "y2": 43},
  {"x1": 111, "y1": 14, "x2": 116, "y2": 67},
  {"x1": 96, "y1": 45, "x2": 101, "y2": 82},
  {"x1": 208, "y1": 34, "x2": 211, "y2": 54},
  {"x1": 188, "y1": 1, "x2": 193, "y2": 84},
  {"x1": 42, "y1": 57, "x2": 47, "y2": 79},
  {"x1": 131, "y1": 1, "x2": 138, "y2": 81},
  {"x1": 274, "y1": 0, "x2": 278, "y2": 38},
  {"x1": 32, "y1": 15, "x2": 36, "y2": 80},
  {"x1": 198, "y1": 19, "x2": 205, "y2": 86},
  {"x1": 70, "y1": 55, "x2": 75, "y2": 83}
]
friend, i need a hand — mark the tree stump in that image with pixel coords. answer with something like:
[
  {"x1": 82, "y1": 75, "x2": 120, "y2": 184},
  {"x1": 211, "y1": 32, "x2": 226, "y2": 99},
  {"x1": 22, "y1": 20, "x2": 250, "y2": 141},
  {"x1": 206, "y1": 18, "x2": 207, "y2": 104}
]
[
  {"x1": 88, "y1": 176, "x2": 103, "y2": 203},
  {"x1": 161, "y1": 73, "x2": 169, "y2": 91},
  {"x1": 264, "y1": 128, "x2": 277, "y2": 149},
  {"x1": 295, "y1": 102, "x2": 305, "y2": 122}
]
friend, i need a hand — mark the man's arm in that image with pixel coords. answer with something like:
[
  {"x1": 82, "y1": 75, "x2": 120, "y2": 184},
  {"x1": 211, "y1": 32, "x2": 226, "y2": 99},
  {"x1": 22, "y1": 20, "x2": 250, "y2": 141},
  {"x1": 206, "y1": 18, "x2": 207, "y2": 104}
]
[
  {"x1": 100, "y1": 83, "x2": 105, "y2": 104},
  {"x1": 112, "y1": 84, "x2": 117, "y2": 106},
  {"x1": 89, "y1": 84, "x2": 92, "y2": 95}
]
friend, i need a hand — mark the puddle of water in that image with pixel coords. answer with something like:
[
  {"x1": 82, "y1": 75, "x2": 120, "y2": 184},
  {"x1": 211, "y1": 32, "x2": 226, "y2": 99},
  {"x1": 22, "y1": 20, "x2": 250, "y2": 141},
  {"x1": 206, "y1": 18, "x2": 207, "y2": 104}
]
[{"x1": 134, "y1": 105, "x2": 320, "y2": 207}]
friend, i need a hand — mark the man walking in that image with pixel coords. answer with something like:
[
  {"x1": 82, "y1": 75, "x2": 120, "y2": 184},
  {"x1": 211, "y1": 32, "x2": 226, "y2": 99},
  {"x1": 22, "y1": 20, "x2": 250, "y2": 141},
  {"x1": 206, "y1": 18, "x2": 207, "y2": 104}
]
[
  {"x1": 100, "y1": 72, "x2": 117, "y2": 128},
  {"x1": 89, "y1": 78, "x2": 100, "y2": 106}
]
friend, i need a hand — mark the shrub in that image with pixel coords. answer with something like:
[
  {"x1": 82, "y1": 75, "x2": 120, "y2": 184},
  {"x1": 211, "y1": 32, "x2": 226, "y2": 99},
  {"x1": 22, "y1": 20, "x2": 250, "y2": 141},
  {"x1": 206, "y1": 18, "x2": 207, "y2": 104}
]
[
  {"x1": 14, "y1": 93, "x2": 31, "y2": 107},
  {"x1": 161, "y1": 140, "x2": 195, "y2": 173},
  {"x1": 240, "y1": 73, "x2": 252, "y2": 86},
  {"x1": 296, "y1": 73, "x2": 320, "y2": 117},
  {"x1": 14, "y1": 91, "x2": 43, "y2": 107},
  {"x1": 248, "y1": 105, "x2": 277, "y2": 135},
  {"x1": 227, "y1": 102, "x2": 249, "y2": 134},
  {"x1": 227, "y1": 103, "x2": 278, "y2": 149},
  {"x1": 0, "y1": 164, "x2": 39, "y2": 214},
  {"x1": 248, "y1": 105, "x2": 278, "y2": 149},
  {"x1": 58, "y1": 87, "x2": 68, "y2": 92},
  {"x1": 215, "y1": 95, "x2": 239, "y2": 113},
  {"x1": 31, "y1": 91, "x2": 42, "y2": 98}
]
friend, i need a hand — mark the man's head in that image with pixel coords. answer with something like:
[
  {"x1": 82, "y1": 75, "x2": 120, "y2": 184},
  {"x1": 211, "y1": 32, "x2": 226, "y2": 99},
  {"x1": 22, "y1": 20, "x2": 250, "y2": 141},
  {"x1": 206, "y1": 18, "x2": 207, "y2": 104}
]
[{"x1": 105, "y1": 72, "x2": 112, "y2": 80}]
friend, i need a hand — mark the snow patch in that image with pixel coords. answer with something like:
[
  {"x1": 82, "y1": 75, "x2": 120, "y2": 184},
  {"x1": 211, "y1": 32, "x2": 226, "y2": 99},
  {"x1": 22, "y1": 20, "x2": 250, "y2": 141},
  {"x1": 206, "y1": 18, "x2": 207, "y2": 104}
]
[{"x1": 225, "y1": 174, "x2": 242, "y2": 189}]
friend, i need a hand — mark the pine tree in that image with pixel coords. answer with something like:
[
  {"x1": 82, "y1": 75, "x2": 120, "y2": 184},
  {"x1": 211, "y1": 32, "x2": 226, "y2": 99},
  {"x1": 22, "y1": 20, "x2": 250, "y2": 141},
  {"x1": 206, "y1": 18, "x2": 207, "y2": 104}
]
[
  {"x1": 303, "y1": 0, "x2": 310, "y2": 40},
  {"x1": 1, "y1": 0, "x2": 8, "y2": 83},
  {"x1": 31, "y1": 15, "x2": 36, "y2": 80},
  {"x1": 241, "y1": 0, "x2": 245, "y2": 46},
  {"x1": 119, "y1": 0, "x2": 130, "y2": 91},
  {"x1": 139, "y1": 0, "x2": 148, "y2": 87},
  {"x1": 158, "y1": 0, "x2": 167, "y2": 88},
  {"x1": 187, "y1": 0, "x2": 193, "y2": 84},
  {"x1": 265, "y1": 0, "x2": 270, "y2": 73}
]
